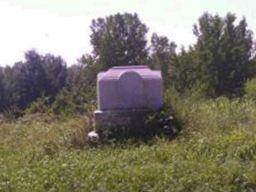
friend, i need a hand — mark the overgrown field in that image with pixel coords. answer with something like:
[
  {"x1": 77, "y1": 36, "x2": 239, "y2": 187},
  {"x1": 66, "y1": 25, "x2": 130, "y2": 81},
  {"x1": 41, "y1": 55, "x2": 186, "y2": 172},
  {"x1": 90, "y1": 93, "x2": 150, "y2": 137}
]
[{"x1": 1, "y1": 96, "x2": 256, "y2": 191}]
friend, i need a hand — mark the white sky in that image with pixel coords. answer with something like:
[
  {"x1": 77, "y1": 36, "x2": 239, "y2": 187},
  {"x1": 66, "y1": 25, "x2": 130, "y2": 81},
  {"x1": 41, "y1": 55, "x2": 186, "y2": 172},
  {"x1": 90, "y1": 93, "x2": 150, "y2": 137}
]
[{"x1": 0, "y1": 0, "x2": 256, "y2": 66}]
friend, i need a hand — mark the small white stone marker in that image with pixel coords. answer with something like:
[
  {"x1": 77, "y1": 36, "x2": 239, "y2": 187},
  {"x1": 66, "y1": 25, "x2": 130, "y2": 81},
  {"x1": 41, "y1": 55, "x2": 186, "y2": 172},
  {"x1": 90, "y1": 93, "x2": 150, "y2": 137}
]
[{"x1": 87, "y1": 131, "x2": 99, "y2": 143}]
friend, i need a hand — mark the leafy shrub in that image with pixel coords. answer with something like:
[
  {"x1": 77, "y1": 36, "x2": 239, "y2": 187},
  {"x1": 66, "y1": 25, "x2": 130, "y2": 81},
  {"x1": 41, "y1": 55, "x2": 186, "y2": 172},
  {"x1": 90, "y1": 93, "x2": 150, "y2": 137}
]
[
  {"x1": 245, "y1": 78, "x2": 256, "y2": 99},
  {"x1": 25, "y1": 95, "x2": 52, "y2": 115}
]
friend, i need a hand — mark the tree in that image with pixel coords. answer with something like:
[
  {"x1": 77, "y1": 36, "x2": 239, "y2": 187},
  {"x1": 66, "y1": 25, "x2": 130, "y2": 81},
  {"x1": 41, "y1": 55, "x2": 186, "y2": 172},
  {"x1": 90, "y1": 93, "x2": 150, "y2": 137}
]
[
  {"x1": 173, "y1": 12, "x2": 254, "y2": 97},
  {"x1": 52, "y1": 54, "x2": 99, "y2": 114},
  {"x1": 150, "y1": 33, "x2": 176, "y2": 87},
  {"x1": 7, "y1": 50, "x2": 67, "y2": 109},
  {"x1": 3, "y1": 63, "x2": 21, "y2": 109},
  {"x1": 11, "y1": 50, "x2": 47, "y2": 108},
  {"x1": 172, "y1": 47, "x2": 198, "y2": 93},
  {"x1": 90, "y1": 13, "x2": 148, "y2": 68},
  {"x1": 0, "y1": 67, "x2": 4, "y2": 110},
  {"x1": 42, "y1": 54, "x2": 67, "y2": 97}
]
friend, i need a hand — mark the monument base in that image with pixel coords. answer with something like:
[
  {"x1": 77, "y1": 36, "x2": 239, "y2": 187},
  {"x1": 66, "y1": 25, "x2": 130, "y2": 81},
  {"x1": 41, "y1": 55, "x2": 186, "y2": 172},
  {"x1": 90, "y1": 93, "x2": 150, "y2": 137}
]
[{"x1": 94, "y1": 109, "x2": 158, "y2": 139}]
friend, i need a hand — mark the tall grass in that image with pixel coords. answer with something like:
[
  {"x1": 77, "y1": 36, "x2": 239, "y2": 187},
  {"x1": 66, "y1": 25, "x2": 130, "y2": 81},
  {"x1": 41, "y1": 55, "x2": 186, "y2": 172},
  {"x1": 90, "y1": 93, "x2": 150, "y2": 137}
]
[{"x1": 0, "y1": 92, "x2": 256, "y2": 191}]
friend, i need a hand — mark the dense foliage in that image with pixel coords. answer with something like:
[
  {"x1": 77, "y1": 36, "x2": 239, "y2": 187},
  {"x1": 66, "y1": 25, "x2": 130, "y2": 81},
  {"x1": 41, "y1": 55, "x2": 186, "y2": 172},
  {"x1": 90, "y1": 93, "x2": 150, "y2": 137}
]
[
  {"x1": 90, "y1": 13, "x2": 148, "y2": 68},
  {"x1": 0, "y1": 50, "x2": 67, "y2": 112},
  {"x1": 0, "y1": 12, "x2": 256, "y2": 113},
  {"x1": 150, "y1": 33, "x2": 176, "y2": 86},
  {"x1": 172, "y1": 13, "x2": 255, "y2": 97}
]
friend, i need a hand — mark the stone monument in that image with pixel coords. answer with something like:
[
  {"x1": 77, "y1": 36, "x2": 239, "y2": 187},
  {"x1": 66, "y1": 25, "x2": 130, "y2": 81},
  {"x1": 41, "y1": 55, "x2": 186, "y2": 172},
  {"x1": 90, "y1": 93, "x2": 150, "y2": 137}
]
[{"x1": 94, "y1": 65, "x2": 163, "y2": 137}]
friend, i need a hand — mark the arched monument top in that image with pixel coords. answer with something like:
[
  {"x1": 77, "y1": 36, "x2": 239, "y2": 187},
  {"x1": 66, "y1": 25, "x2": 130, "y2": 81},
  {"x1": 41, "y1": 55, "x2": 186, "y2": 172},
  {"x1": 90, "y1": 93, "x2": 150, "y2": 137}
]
[
  {"x1": 119, "y1": 70, "x2": 142, "y2": 80},
  {"x1": 98, "y1": 65, "x2": 161, "y2": 81}
]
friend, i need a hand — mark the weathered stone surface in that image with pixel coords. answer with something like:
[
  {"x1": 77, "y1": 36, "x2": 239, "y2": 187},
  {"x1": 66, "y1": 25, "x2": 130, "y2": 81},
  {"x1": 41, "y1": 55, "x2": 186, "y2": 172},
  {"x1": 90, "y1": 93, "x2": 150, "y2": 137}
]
[
  {"x1": 97, "y1": 65, "x2": 163, "y2": 111},
  {"x1": 94, "y1": 65, "x2": 163, "y2": 137}
]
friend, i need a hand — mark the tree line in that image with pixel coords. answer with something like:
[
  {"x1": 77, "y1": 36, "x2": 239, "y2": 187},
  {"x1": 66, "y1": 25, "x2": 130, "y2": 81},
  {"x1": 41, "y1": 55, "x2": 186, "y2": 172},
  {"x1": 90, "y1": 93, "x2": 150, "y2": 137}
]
[{"x1": 0, "y1": 12, "x2": 256, "y2": 114}]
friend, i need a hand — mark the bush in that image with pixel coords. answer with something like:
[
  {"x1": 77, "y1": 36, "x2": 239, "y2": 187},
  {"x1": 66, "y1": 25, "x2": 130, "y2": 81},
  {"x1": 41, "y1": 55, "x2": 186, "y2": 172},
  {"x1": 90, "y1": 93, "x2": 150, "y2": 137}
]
[
  {"x1": 25, "y1": 96, "x2": 52, "y2": 115},
  {"x1": 245, "y1": 78, "x2": 256, "y2": 99}
]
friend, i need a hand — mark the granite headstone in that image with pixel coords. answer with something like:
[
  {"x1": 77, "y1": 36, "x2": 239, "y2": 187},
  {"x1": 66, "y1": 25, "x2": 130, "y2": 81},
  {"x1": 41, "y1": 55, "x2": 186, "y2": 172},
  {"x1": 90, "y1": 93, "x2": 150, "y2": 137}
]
[{"x1": 94, "y1": 65, "x2": 163, "y2": 135}]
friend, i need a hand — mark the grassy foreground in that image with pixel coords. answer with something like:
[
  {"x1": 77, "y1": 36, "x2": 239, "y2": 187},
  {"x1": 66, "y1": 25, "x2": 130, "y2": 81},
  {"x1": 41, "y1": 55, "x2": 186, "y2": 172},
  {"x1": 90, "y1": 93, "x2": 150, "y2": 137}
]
[{"x1": 1, "y1": 96, "x2": 256, "y2": 191}]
